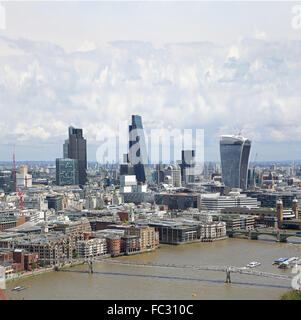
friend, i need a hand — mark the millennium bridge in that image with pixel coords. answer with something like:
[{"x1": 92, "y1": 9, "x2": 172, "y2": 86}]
[{"x1": 93, "y1": 258, "x2": 294, "y2": 283}]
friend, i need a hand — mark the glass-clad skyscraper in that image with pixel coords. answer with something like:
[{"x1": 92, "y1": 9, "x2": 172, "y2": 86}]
[
  {"x1": 220, "y1": 135, "x2": 251, "y2": 190},
  {"x1": 63, "y1": 126, "x2": 87, "y2": 187},
  {"x1": 56, "y1": 158, "x2": 79, "y2": 186},
  {"x1": 128, "y1": 115, "x2": 152, "y2": 184},
  {"x1": 181, "y1": 150, "x2": 196, "y2": 184}
]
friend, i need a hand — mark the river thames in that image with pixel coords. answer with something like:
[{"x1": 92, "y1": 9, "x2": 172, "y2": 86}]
[{"x1": 4, "y1": 237, "x2": 301, "y2": 300}]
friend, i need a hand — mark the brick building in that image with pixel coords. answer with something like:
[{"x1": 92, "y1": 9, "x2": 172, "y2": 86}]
[
  {"x1": 0, "y1": 248, "x2": 38, "y2": 274},
  {"x1": 0, "y1": 216, "x2": 26, "y2": 232},
  {"x1": 53, "y1": 219, "x2": 91, "y2": 235},
  {"x1": 121, "y1": 235, "x2": 140, "y2": 254},
  {"x1": 106, "y1": 236, "x2": 121, "y2": 257},
  {"x1": 124, "y1": 226, "x2": 158, "y2": 251}
]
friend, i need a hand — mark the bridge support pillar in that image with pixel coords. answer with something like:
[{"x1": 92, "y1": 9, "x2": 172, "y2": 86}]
[
  {"x1": 88, "y1": 260, "x2": 93, "y2": 274},
  {"x1": 248, "y1": 231, "x2": 258, "y2": 240},
  {"x1": 225, "y1": 268, "x2": 231, "y2": 284},
  {"x1": 279, "y1": 236, "x2": 287, "y2": 243}
]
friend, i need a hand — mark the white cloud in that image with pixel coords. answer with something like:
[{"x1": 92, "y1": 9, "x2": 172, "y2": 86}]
[
  {"x1": 0, "y1": 36, "x2": 301, "y2": 160},
  {"x1": 254, "y1": 29, "x2": 267, "y2": 40},
  {"x1": 76, "y1": 41, "x2": 97, "y2": 52},
  {"x1": 227, "y1": 45, "x2": 240, "y2": 60}
]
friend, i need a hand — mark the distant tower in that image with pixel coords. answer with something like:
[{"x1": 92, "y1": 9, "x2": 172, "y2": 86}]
[
  {"x1": 156, "y1": 164, "x2": 165, "y2": 184},
  {"x1": 20, "y1": 165, "x2": 28, "y2": 175},
  {"x1": 164, "y1": 164, "x2": 181, "y2": 187},
  {"x1": 276, "y1": 199, "x2": 284, "y2": 223},
  {"x1": 64, "y1": 126, "x2": 87, "y2": 187},
  {"x1": 292, "y1": 198, "x2": 299, "y2": 220},
  {"x1": 220, "y1": 135, "x2": 251, "y2": 190},
  {"x1": 128, "y1": 115, "x2": 152, "y2": 184},
  {"x1": 181, "y1": 150, "x2": 196, "y2": 184}
]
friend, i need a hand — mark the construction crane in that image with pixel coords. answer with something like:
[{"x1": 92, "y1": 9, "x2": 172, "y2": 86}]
[{"x1": 16, "y1": 177, "x2": 28, "y2": 210}]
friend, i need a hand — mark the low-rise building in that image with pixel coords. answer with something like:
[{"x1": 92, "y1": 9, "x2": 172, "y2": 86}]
[
  {"x1": 155, "y1": 193, "x2": 201, "y2": 210},
  {"x1": 0, "y1": 216, "x2": 26, "y2": 232},
  {"x1": 124, "y1": 226, "x2": 158, "y2": 251},
  {"x1": 121, "y1": 235, "x2": 140, "y2": 254},
  {"x1": 76, "y1": 238, "x2": 107, "y2": 258},
  {"x1": 0, "y1": 248, "x2": 39, "y2": 274},
  {"x1": 106, "y1": 236, "x2": 121, "y2": 257},
  {"x1": 53, "y1": 218, "x2": 91, "y2": 235},
  {"x1": 218, "y1": 214, "x2": 255, "y2": 231}
]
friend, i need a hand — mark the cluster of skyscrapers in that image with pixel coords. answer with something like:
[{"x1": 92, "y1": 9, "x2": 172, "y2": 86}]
[
  {"x1": 121, "y1": 115, "x2": 197, "y2": 187},
  {"x1": 54, "y1": 115, "x2": 252, "y2": 192}
]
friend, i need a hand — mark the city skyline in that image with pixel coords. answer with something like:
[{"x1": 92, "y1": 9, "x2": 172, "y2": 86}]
[
  {"x1": 4, "y1": 131, "x2": 301, "y2": 164},
  {"x1": 2, "y1": 1, "x2": 301, "y2": 304}
]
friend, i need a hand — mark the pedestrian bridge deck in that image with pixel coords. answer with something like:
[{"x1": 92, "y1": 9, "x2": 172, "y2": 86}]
[{"x1": 95, "y1": 258, "x2": 293, "y2": 281}]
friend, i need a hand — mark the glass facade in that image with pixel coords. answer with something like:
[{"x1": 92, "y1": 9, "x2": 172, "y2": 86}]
[
  {"x1": 0, "y1": 170, "x2": 13, "y2": 193},
  {"x1": 220, "y1": 135, "x2": 251, "y2": 190},
  {"x1": 240, "y1": 139, "x2": 251, "y2": 189},
  {"x1": 64, "y1": 126, "x2": 87, "y2": 186},
  {"x1": 247, "y1": 168, "x2": 257, "y2": 188},
  {"x1": 46, "y1": 196, "x2": 63, "y2": 211},
  {"x1": 181, "y1": 150, "x2": 196, "y2": 183},
  {"x1": 128, "y1": 115, "x2": 152, "y2": 184},
  {"x1": 56, "y1": 158, "x2": 79, "y2": 186}
]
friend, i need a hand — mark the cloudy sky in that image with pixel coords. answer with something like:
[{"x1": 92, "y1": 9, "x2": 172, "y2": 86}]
[{"x1": 0, "y1": 1, "x2": 301, "y2": 162}]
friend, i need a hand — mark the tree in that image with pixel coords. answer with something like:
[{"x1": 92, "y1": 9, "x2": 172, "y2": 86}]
[{"x1": 31, "y1": 262, "x2": 37, "y2": 270}]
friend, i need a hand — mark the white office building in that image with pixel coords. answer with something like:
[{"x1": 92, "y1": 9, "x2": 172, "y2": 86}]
[{"x1": 201, "y1": 193, "x2": 260, "y2": 211}]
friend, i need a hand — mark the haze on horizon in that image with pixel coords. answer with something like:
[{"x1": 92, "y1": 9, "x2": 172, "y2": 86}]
[{"x1": 0, "y1": 1, "x2": 301, "y2": 162}]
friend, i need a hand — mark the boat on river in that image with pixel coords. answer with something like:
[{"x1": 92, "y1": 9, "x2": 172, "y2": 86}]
[
  {"x1": 278, "y1": 257, "x2": 299, "y2": 269},
  {"x1": 246, "y1": 261, "x2": 261, "y2": 268},
  {"x1": 12, "y1": 286, "x2": 27, "y2": 291},
  {"x1": 273, "y1": 257, "x2": 288, "y2": 265}
]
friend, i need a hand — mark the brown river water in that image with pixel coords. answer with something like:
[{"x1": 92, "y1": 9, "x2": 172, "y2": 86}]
[{"x1": 3, "y1": 237, "x2": 301, "y2": 300}]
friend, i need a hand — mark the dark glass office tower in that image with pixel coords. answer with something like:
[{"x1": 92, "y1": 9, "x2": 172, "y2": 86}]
[
  {"x1": 64, "y1": 126, "x2": 87, "y2": 187},
  {"x1": 156, "y1": 164, "x2": 165, "y2": 184},
  {"x1": 240, "y1": 139, "x2": 251, "y2": 189},
  {"x1": 247, "y1": 168, "x2": 256, "y2": 188},
  {"x1": 128, "y1": 115, "x2": 152, "y2": 184},
  {"x1": 181, "y1": 150, "x2": 196, "y2": 184},
  {"x1": 0, "y1": 170, "x2": 14, "y2": 193},
  {"x1": 220, "y1": 135, "x2": 251, "y2": 190}
]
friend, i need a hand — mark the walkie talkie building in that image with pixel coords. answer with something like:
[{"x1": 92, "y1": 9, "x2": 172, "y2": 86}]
[{"x1": 220, "y1": 135, "x2": 251, "y2": 190}]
